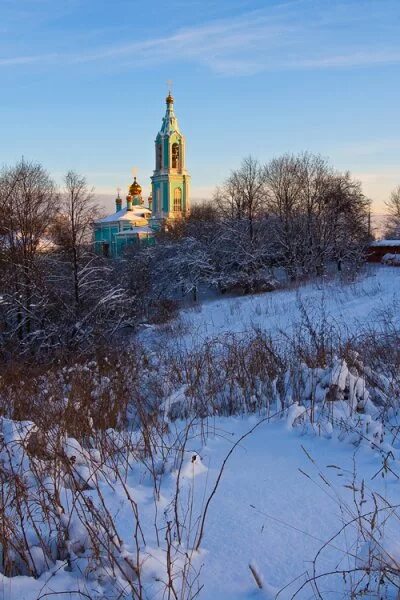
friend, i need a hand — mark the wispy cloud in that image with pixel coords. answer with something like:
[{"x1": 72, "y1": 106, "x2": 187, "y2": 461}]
[
  {"x1": 1, "y1": 0, "x2": 400, "y2": 75},
  {"x1": 0, "y1": 54, "x2": 58, "y2": 66}
]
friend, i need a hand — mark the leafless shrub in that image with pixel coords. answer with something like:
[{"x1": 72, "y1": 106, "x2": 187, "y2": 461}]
[
  {"x1": 0, "y1": 402, "x2": 205, "y2": 598},
  {"x1": 1, "y1": 281, "x2": 400, "y2": 599}
]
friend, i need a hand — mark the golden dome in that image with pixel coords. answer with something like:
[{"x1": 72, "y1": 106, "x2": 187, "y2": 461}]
[
  {"x1": 166, "y1": 92, "x2": 174, "y2": 105},
  {"x1": 129, "y1": 177, "x2": 142, "y2": 196}
]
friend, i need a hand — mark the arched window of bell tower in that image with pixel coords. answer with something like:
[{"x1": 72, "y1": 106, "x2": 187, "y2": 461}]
[
  {"x1": 173, "y1": 188, "x2": 182, "y2": 213},
  {"x1": 172, "y1": 143, "x2": 180, "y2": 169}
]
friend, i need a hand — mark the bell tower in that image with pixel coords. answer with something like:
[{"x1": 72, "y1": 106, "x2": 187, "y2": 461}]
[{"x1": 150, "y1": 92, "x2": 190, "y2": 226}]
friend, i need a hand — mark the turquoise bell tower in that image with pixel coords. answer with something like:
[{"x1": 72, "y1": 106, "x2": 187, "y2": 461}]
[{"x1": 150, "y1": 92, "x2": 190, "y2": 227}]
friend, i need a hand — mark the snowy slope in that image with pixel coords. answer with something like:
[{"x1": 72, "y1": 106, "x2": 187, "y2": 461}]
[
  {"x1": 147, "y1": 265, "x2": 400, "y2": 349},
  {"x1": 190, "y1": 418, "x2": 399, "y2": 599},
  {"x1": 2, "y1": 266, "x2": 400, "y2": 600},
  {"x1": 2, "y1": 416, "x2": 397, "y2": 600}
]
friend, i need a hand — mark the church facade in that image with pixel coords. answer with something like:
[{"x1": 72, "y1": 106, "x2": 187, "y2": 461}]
[{"x1": 94, "y1": 93, "x2": 190, "y2": 257}]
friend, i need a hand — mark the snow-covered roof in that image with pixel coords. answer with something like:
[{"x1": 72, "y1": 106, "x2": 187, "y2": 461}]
[
  {"x1": 370, "y1": 239, "x2": 400, "y2": 247},
  {"x1": 115, "y1": 226, "x2": 154, "y2": 236},
  {"x1": 95, "y1": 206, "x2": 151, "y2": 224}
]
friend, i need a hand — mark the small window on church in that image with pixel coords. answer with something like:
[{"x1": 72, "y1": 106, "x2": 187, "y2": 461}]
[
  {"x1": 173, "y1": 188, "x2": 182, "y2": 213},
  {"x1": 156, "y1": 144, "x2": 162, "y2": 170},
  {"x1": 172, "y1": 143, "x2": 180, "y2": 169}
]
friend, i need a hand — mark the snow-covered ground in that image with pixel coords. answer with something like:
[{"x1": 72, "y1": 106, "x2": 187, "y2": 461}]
[
  {"x1": 142, "y1": 265, "x2": 400, "y2": 350},
  {"x1": 89, "y1": 416, "x2": 399, "y2": 599},
  {"x1": 2, "y1": 265, "x2": 400, "y2": 600},
  {"x1": 2, "y1": 415, "x2": 398, "y2": 600},
  {"x1": 189, "y1": 417, "x2": 399, "y2": 599}
]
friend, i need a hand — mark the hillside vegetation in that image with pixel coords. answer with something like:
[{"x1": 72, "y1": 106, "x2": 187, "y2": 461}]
[{"x1": 1, "y1": 266, "x2": 400, "y2": 599}]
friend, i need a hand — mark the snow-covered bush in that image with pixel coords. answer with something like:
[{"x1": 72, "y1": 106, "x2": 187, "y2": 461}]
[
  {"x1": 0, "y1": 411, "x2": 206, "y2": 598},
  {"x1": 382, "y1": 252, "x2": 400, "y2": 265}
]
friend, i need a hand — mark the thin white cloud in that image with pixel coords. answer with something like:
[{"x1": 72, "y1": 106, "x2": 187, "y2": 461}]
[
  {"x1": 1, "y1": 1, "x2": 399, "y2": 74},
  {"x1": 0, "y1": 55, "x2": 48, "y2": 66}
]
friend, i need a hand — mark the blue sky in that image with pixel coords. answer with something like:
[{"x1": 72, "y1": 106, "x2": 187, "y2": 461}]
[{"x1": 1, "y1": 0, "x2": 400, "y2": 212}]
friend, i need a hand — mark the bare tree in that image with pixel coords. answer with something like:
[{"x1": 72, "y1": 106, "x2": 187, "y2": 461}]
[
  {"x1": 385, "y1": 185, "x2": 400, "y2": 239},
  {"x1": 0, "y1": 159, "x2": 59, "y2": 345},
  {"x1": 209, "y1": 157, "x2": 274, "y2": 291},
  {"x1": 215, "y1": 156, "x2": 266, "y2": 239},
  {"x1": 48, "y1": 171, "x2": 139, "y2": 347},
  {"x1": 328, "y1": 171, "x2": 370, "y2": 271},
  {"x1": 54, "y1": 171, "x2": 99, "y2": 317},
  {"x1": 151, "y1": 152, "x2": 370, "y2": 297},
  {"x1": 264, "y1": 153, "x2": 370, "y2": 278},
  {"x1": 263, "y1": 153, "x2": 306, "y2": 279},
  {"x1": 188, "y1": 200, "x2": 218, "y2": 222},
  {"x1": 0, "y1": 163, "x2": 139, "y2": 357}
]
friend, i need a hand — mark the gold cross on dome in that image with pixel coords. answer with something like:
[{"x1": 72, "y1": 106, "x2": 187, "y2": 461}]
[
  {"x1": 167, "y1": 79, "x2": 173, "y2": 94},
  {"x1": 116, "y1": 187, "x2": 121, "y2": 196},
  {"x1": 131, "y1": 166, "x2": 138, "y2": 178}
]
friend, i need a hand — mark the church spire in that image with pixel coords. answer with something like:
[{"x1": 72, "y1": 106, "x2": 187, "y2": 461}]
[
  {"x1": 159, "y1": 90, "x2": 180, "y2": 136},
  {"x1": 150, "y1": 91, "x2": 190, "y2": 225}
]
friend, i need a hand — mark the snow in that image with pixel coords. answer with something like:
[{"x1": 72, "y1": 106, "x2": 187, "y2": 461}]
[
  {"x1": 2, "y1": 408, "x2": 398, "y2": 599},
  {"x1": 147, "y1": 266, "x2": 400, "y2": 348},
  {"x1": 114, "y1": 225, "x2": 154, "y2": 236},
  {"x1": 383, "y1": 253, "x2": 400, "y2": 265},
  {"x1": 192, "y1": 418, "x2": 396, "y2": 599},
  {"x1": 370, "y1": 239, "x2": 400, "y2": 247},
  {"x1": 179, "y1": 452, "x2": 208, "y2": 478},
  {"x1": 286, "y1": 402, "x2": 306, "y2": 427},
  {"x1": 95, "y1": 206, "x2": 151, "y2": 223},
  {"x1": 2, "y1": 265, "x2": 400, "y2": 599}
]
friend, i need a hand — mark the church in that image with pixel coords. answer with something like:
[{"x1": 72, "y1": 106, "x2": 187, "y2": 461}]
[{"x1": 94, "y1": 92, "x2": 190, "y2": 257}]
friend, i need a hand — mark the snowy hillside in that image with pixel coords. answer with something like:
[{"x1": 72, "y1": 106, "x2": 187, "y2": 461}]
[
  {"x1": 1, "y1": 266, "x2": 400, "y2": 600},
  {"x1": 2, "y1": 411, "x2": 399, "y2": 600},
  {"x1": 151, "y1": 265, "x2": 400, "y2": 348}
]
